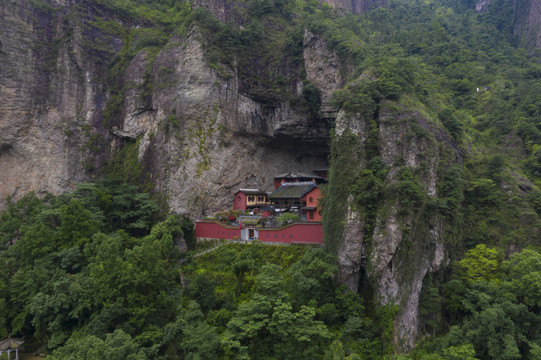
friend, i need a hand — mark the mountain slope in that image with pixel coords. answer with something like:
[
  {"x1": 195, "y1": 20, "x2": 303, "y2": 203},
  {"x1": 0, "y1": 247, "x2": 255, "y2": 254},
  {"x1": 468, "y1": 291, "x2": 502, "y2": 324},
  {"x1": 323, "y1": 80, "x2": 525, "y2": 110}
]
[{"x1": 0, "y1": 0, "x2": 540, "y2": 353}]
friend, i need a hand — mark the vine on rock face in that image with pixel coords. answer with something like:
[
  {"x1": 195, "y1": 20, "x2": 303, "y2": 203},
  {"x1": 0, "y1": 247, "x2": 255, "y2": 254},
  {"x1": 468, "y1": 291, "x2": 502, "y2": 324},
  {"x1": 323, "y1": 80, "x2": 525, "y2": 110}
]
[{"x1": 323, "y1": 129, "x2": 361, "y2": 254}]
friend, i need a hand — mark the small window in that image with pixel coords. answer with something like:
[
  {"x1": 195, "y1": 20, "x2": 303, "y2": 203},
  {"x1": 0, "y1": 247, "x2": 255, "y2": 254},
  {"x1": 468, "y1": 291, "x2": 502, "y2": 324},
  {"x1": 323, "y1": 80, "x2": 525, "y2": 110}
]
[
  {"x1": 237, "y1": 196, "x2": 241, "y2": 202},
  {"x1": 309, "y1": 197, "x2": 314, "y2": 203},
  {"x1": 318, "y1": 210, "x2": 322, "y2": 216},
  {"x1": 248, "y1": 196, "x2": 255, "y2": 202},
  {"x1": 309, "y1": 211, "x2": 314, "y2": 220}
]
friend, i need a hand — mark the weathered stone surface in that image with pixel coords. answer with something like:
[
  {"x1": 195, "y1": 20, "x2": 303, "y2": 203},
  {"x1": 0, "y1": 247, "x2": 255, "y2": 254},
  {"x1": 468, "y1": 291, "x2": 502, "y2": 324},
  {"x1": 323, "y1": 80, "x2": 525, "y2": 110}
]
[
  {"x1": 331, "y1": 101, "x2": 455, "y2": 350},
  {"x1": 371, "y1": 104, "x2": 452, "y2": 349},
  {"x1": 118, "y1": 28, "x2": 331, "y2": 216},
  {"x1": 515, "y1": 0, "x2": 541, "y2": 51},
  {"x1": 335, "y1": 109, "x2": 368, "y2": 140},
  {"x1": 378, "y1": 106, "x2": 439, "y2": 197},
  {"x1": 0, "y1": 0, "x2": 108, "y2": 205},
  {"x1": 0, "y1": 1, "x2": 331, "y2": 213},
  {"x1": 333, "y1": 110, "x2": 370, "y2": 291},
  {"x1": 303, "y1": 31, "x2": 343, "y2": 111},
  {"x1": 337, "y1": 195, "x2": 366, "y2": 290}
]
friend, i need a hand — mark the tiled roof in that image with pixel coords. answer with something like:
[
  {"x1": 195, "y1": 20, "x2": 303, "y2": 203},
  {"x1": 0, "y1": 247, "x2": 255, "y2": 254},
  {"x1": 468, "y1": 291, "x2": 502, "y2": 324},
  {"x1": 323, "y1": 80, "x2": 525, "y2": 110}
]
[
  {"x1": 274, "y1": 172, "x2": 323, "y2": 180},
  {"x1": 237, "y1": 188, "x2": 267, "y2": 195},
  {"x1": 269, "y1": 182, "x2": 317, "y2": 200},
  {"x1": 0, "y1": 338, "x2": 24, "y2": 350}
]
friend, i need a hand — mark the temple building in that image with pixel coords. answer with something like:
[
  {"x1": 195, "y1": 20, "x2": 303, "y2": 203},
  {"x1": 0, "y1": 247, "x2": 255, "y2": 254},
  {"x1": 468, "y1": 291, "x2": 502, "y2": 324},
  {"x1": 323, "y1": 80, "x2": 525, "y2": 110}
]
[
  {"x1": 233, "y1": 189, "x2": 270, "y2": 212},
  {"x1": 273, "y1": 171, "x2": 327, "y2": 189},
  {"x1": 269, "y1": 182, "x2": 322, "y2": 221},
  {"x1": 195, "y1": 170, "x2": 327, "y2": 244}
]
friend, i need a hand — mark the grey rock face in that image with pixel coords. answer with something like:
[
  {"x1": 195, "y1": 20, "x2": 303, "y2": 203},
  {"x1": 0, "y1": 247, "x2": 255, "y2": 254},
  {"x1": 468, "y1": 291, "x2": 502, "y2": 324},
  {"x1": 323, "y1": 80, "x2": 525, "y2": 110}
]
[
  {"x1": 0, "y1": 0, "x2": 109, "y2": 205},
  {"x1": 0, "y1": 1, "x2": 331, "y2": 213},
  {"x1": 331, "y1": 102, "x2": 456, "y2": 350},
  {"x1": 337, "y1": 195, "x2": 366, "y2": 290},
  {"x1": 119, "y1": 28, "x2": 330, "y2": 216},
  {"x1": 303, "y1": 31, "x2": 344, "y2": 112},
  {"x1": 515, "y1": 0, "x2": 541, "y2": 51},
  {"x1": 372, "y1": 105, "x2": 452, "y2": 349}
]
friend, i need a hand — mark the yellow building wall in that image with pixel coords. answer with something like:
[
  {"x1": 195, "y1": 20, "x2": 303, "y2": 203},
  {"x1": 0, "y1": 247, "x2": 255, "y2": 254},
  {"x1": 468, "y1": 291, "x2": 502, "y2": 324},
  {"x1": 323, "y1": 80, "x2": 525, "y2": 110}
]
[{"x1": 246, "y1": 195, "x2": 270, "y2": 207}]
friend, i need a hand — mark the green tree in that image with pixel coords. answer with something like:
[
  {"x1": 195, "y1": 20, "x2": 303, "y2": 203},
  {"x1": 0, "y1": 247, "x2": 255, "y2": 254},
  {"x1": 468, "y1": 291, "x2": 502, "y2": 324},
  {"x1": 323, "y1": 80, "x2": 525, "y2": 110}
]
[
  {"x1": 48, "y1": 329, "x2": 143, "y2": 360},
  {"x1": 56, "y1": 198, "x2": 99, "y2": 248},
  {"x1": 463, "y1": 304, "x2": 524, "y2": 360},
  {"x1": 180, "y1": 302, "x2": 222, "y2": 360},
  {"x1": 286, "y1": 248, "x2": 337, "y2": 307},
  {"x1": 442, "y1": 344, "x2": 479, "y2": 360},
  {"x1": 459, "y1": 244, "x2": 504, "y2": 284},
  {"x1": 0, "y1": 193, "x2": 43, "y2": 247},
  {"x1": 185, "y1": 274, "x2": 220, "y2": 313},
  {"x1": 503, "y1": 249, "x2": 541, "y2": 308},
  {"x1": 276, "y1": 212, "x2": 301, "y2": 225},
  {"x1": 223, "y1": 264, "x2": 331, "y2": 359}
]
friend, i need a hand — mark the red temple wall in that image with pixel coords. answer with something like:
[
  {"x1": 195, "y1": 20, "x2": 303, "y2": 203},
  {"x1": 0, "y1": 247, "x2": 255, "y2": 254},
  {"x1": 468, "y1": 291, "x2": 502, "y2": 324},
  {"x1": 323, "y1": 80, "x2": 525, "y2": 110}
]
[
  {"x1": 258, "y1": 223, "x2": 323, "y2": 244},
  {"x1": 195, "y1": 221, "x2": 241, "y2": 240},
  {"x1": 195, "y1": 221, "x2": 323, "y2": 244}
]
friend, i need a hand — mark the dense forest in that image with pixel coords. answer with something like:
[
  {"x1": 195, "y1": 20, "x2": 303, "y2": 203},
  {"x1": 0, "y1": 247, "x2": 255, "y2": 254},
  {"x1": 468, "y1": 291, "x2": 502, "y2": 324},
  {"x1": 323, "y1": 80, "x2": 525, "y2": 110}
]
[
  {"x1": 0, "y1": 181, "x2": 387, "y2": 359},
  {"x1": 1, "y1": 0, "x2": 540, "y2": 359}
]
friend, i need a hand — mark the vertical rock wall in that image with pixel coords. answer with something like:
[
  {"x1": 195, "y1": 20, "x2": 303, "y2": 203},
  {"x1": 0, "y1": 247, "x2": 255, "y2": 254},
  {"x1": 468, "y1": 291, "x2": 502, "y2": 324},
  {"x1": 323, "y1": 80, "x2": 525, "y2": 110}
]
[
  {"x1": 113, "y1": 27, "x2": 331, "y2": 216},
  {"x1": 478, "y1": 0, "x2": 541, "y2": 53},
  {"x1": 368, "y1": 105, "x2": 451, "y2": 348},
  {"x1": 0, "y1": 0, "x2": 110, "y2": 204},
  {"x1": 329, "y1": 102, "x2": 457, "y2": 350},
  {"x1": 0, "y1": 0, "x2": 332, "y2": 214},
  {"x1": 303, "y1": 31, "x2": 344, "y2": 111},
  {"x1": 514, "y1": 0, "x2": 541, "y2": 51}
]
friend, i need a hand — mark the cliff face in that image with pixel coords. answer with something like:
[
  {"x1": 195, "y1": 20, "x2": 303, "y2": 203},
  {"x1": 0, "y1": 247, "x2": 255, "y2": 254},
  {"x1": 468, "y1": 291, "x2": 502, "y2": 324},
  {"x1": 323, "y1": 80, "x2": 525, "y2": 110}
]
[
  {"x1": 0, "y1": 0, "x2": 330, "y2": 214},
  {"x1": 514, "y1": 0, "x2": 541, "y2": 50},
  {"x1": 477, "y1": 0, "x2": 541, "y2": 52},
  {"x1": 303, "y1": 31, "x2": 344, "y2": 111},
  {"x1": 0, "y1": 0, "x2": 456, "y2": 350},
  {"x1": 331, "y1": 104, "x2": 456, "y2": 349},
  {"x1": 132, "y1": 29, "x2": 330, "y2": 216},
  {"x1": 0, "y1": 0, "x2": 111, "y2": 203},
  {"x1": 3, "y1": 0, "x2": 534, "y2": 352}
]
